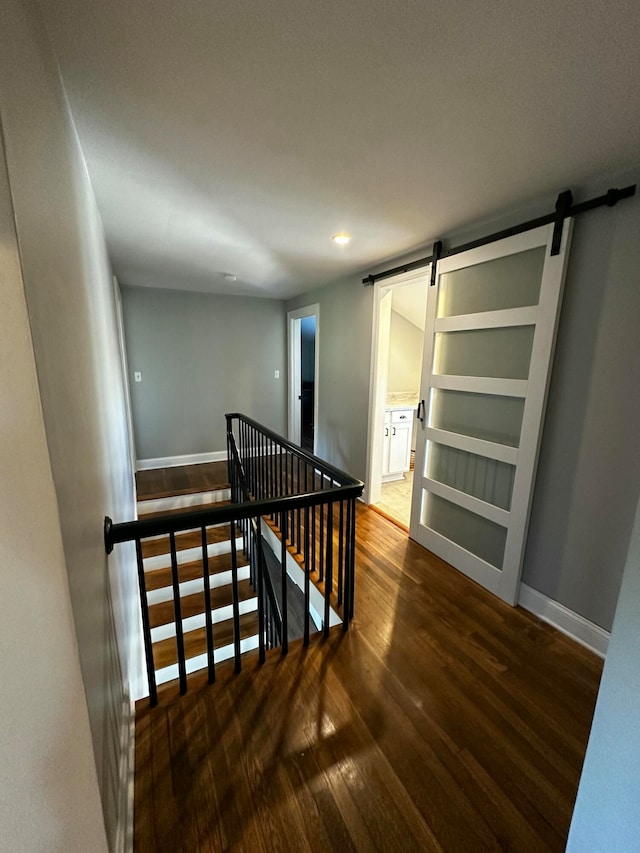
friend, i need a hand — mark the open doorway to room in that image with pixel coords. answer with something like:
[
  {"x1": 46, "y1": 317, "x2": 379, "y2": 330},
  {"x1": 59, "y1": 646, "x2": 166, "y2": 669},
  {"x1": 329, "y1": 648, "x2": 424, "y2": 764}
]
[
  {"x1": 288, "y1": 304, "x2": 319, "y2": 453},
  {"x1": 366, "y1": 272, "x2": 428, "y2": 529}
]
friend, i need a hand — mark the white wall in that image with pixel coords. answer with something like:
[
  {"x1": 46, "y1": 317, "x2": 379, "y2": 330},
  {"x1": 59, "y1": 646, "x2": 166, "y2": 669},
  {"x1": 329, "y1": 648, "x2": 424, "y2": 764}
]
[
  {"x1": 567, "y1": 495, "x2": 640, "y2": 851},
  {"x1": 0, "y1": 0, "x2": 141, "y2": 847},
  {"x1": 387, "y1": 310, "x2": 423, "y2": 394},
  {"x1": 0, "y1": 123, "x2": 108, "y2": 851},
  {"x1": 287, "y1": 170, "x2": 640, "y2": 632}
]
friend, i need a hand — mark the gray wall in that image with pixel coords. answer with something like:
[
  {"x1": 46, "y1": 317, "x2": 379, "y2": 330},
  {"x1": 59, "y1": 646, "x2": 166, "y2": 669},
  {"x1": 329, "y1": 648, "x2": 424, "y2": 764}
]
[
  {"x1": 522, "y1": 191, "x2": 640, "y2": 629},
  {"x1": 0, "y1": 1, "x2": 140, "y2": 847},
  {"x1": 287, "y1": 277, "x2": 373, "y2": 480},
  {"x1": 387, "y1": 310, "x2": 423, "y2": 394},
  {"x1": 567, "y1": 495, "x2": 640, "y2": 851},
  {"x1": 287, "y1": 169, "x2": 640, "y2": 632},
  {"x1": 122, "y1": 286, "x2": 287, "y2": 459}
]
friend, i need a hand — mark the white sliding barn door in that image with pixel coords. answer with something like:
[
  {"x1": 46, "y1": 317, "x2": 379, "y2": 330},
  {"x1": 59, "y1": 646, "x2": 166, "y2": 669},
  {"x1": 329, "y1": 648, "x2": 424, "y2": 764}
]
[{"x1": 409, "y1": 223, "x2": 572, "y2": 604}]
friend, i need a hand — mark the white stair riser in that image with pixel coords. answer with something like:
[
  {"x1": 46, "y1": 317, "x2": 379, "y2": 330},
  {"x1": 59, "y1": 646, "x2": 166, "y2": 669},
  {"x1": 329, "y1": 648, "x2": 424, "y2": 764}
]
[
  {"x1": 137, "y1": 487, "x2": 231, "y2": 516},
  {"x1": 155, "y1": 633, "x2": 261, "y2": 686},
  {"x1": 143, "y1": 537, "x2": 243, "y2": 572},
  {"x1": 150, "y1": 595, "x2": 258, "y2": 643},
  {"x1": 146, "y1": 565, "x2": 250, "y2": 605}
]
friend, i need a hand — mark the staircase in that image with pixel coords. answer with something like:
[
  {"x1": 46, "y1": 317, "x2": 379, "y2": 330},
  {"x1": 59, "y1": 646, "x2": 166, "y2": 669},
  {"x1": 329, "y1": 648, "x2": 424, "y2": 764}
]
[
  {"x1": 105, "y1": 414, "x2": 364, "y2": 705},
  {"x1": 136, "y1": 463, "x2": 260, "y2": 686}
]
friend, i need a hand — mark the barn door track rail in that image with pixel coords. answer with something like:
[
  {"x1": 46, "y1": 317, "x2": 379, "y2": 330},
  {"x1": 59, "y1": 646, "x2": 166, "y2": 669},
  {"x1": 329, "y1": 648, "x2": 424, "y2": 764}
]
[{"x1": 363, "y1": 184, "x2": 636, "y2": 286}]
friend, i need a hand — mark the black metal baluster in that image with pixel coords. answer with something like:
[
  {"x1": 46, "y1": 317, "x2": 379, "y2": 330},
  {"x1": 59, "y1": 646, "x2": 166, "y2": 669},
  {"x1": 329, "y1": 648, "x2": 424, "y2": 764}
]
[
  {"x1": 226, "y1": 428, "x2": 233, "y2": 501},
  {"x1": 243, "y1": 418, "x2": 248, "y2": 473},
  {"x1": 292, "y1": 455, "x2": 297, "y2": 548},
  {"x1": 253, "y1": 424, "x2": 257, "y2": 496},
  {"x1": 337, "y1": 499, "x2": 345, "y2": 607},
  {"x1": 251, "y1": 424, "x2": 256, "y2": 496},
  {"x1": 244, "y1": 423, "x2": 249, "y2": 492},
  {"x1": 325, "y1": 501, "x2": 333, "y2": 637},
  {"x1": 341, "y1": 498, "x2": 350, "y2": 630},
  {"x1": 296, "y1": 456, "x2": 302, "y2": 553},
  {"x1": 319, "y1": 476, "x2": 325, "y2": 582},
  {"x1": 281, "y1": 511, "x2": 289, "y2": 654},
  {"x1": 135, "y1": 538, "x2": 158, "y2": 707},
  {"x1": 248, "y1": 514, "x2": 255, "y2": 587},
  {"x1": 257, "y1": 426, "x2": 262, "y2": 497},
  {"x1": 349, "y1": 497, "x2": 356, "y2": 620},
  {"x1": 270, "y1": 438, "x2": 275, "y2": 505},
  {"x1": 169, "y1": 531, "x2": 187, "y2": 694},
  {"x1": 253, "y1": 425, "x2": 257, "y2": 495},
  {"x1": 230, "y1": 518, "x2": 242, "y2": 673},
  {"x1": 304, "y1": 503, "x2": 310, "y2": 646},
  {"x1": 286, "y1": 453, "x2": 292, "y2": 542},
  {"x1": 226, "y1": 420, "x2": 232, "y2": 495},
  {"x1": 201, "y1": 525, "x2": 215, "y2": 684},
  {"x1": 278, "y1": 441, "x2": 284, "y2": 531},
  {"x1": 255, "y1": 520, "x2": 266, "y2": 664},
  {"x1": 248, "y1": 421, "x2": 252, "y2": 485},
  {"x1": 312, "y1": 496, "x2": 317, "y2": 575}
]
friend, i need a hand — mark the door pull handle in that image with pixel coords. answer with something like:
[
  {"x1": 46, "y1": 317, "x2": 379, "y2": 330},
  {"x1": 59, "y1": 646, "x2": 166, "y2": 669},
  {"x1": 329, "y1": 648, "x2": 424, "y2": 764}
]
[{"x1": 417, "y1": 400, "x2": 425, "y2": 422}]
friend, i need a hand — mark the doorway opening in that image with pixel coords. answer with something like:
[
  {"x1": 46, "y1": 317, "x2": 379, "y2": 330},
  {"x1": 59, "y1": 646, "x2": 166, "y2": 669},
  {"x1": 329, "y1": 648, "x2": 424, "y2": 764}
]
[
  {"x1": 366, "y1": 271, "x2": 428, "y2": 529},
  {"x1": 288, "y1": 304, "x2": 319, "y2": 453}
]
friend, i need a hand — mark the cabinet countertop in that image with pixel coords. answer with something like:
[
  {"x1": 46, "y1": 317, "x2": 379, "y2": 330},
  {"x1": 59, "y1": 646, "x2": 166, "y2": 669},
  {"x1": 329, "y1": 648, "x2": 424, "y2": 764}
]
[{"x1": 385, "y1": 393, "x2": 419, "y2": 411}]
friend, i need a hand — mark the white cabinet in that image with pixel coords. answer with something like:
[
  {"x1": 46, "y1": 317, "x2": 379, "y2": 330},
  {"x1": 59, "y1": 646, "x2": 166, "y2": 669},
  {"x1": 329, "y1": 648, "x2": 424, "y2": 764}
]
[{"x1": 382, "y1": 408, "x2": 413, "y2": 481}]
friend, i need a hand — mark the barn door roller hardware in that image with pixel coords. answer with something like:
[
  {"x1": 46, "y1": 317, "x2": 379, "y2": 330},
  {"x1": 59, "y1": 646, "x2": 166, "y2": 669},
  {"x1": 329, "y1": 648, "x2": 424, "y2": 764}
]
[
  {"x1": 429, "y1": 240, "x2": 443, "y2": 287},
  {"x1": 363, "y1": 183, "x2": 636, "y2": 285},
  {"x1": 551, "y1": 189, "x2": 573, "y2": 255}
]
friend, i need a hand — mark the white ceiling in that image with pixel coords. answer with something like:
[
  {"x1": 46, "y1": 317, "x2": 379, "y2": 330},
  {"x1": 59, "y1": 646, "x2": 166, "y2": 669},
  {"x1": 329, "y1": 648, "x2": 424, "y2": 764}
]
[{"x1": 41, "y1": 0, "x2": 640, "y2": 300}]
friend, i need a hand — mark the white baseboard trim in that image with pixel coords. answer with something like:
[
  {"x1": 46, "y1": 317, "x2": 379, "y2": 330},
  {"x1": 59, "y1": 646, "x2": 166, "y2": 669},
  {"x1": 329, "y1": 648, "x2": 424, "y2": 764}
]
[
  {"x1": 518, "y1": 583, "x2": 610, "y2": 658},
  {"x1": 136, "y1": 450, "x2": 226, "y2": 471}
]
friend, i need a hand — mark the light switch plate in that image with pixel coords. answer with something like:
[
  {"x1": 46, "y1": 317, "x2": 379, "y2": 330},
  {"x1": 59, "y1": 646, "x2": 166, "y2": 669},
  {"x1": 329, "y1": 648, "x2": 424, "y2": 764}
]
[{"x1": 134, "y1": 371, "x2": 142, "y2": 383}]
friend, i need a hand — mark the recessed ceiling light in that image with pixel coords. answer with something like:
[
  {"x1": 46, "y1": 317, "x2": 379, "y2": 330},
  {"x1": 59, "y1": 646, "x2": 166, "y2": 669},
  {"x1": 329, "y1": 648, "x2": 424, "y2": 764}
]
[
  {"x1": 223, "y1": 273, "x2": 237, "y2": 282},
  {"x1": 332, "y1": 233, "x2": 351, "y2": 245}
]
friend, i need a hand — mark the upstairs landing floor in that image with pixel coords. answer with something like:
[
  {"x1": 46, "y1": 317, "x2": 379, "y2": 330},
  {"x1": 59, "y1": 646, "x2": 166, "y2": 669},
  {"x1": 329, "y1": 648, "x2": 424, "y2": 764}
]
[{"x1": 134, "y1": 499, "x2": 602, "y2": 852}]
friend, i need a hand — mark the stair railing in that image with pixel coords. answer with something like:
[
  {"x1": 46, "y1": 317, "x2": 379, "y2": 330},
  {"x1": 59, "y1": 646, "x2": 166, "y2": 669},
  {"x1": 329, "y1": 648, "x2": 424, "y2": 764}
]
[
  {"x1": 227, "y1": 430, "x2": 283, "y2": 655},
  {"x1": 104, "y1": 414, "x2": 363, "y2": 706},
  {"x1": 225, "y1": 413, "x2": 363, "y2": 650}
]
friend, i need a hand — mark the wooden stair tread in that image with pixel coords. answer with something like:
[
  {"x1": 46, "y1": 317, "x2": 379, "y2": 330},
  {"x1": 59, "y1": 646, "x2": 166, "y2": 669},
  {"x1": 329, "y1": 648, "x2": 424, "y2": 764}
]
[
  {"x1": 144, "y1": 552, "x2": 244, "y2": 592},
  {"x1": 138, "y1": 499, "x2": 231, "y2": 521},
  {"x1": 152, "y1": 611, "x2": 259, "y2": 669},
  {"x1": 149, "y1": 578, "x2": 256, "y2": 628},
  {"x1": 141, "y1": 524, "x2": 233, "y2": 559},
  {"x1": 136, "y1": 461, "x2": 230, "y2": 501}
]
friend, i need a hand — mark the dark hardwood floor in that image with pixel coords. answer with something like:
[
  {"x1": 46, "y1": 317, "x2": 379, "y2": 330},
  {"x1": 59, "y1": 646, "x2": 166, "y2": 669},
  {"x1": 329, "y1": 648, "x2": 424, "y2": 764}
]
[{"x1": 134, "y1": 502, "x2": 602, "y2": 852}]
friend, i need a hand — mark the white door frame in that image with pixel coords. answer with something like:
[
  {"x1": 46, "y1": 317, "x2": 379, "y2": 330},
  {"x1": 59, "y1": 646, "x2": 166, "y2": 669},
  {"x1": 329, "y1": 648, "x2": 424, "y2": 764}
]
[
  {"x1": 364, "y1": 268, "x2": 430, "y2": 505},
  {"x1": 287, "y1": 304, "x2": 320, "y2": 452}
]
